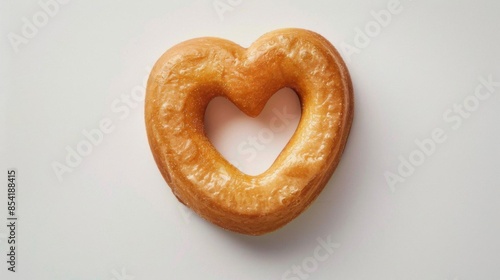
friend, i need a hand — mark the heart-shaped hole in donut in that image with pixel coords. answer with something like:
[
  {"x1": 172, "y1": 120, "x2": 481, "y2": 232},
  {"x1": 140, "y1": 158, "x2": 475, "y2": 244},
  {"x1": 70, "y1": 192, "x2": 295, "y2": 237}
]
[{"x1": 204, "y1": 88, "x2": 301, "y2": 176}]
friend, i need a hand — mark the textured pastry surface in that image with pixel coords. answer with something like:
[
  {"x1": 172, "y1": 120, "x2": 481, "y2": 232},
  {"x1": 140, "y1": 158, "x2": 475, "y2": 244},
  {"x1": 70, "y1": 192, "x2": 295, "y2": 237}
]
[{"x1": 145, "y1": 28, "x2": 353, "y2": 235}]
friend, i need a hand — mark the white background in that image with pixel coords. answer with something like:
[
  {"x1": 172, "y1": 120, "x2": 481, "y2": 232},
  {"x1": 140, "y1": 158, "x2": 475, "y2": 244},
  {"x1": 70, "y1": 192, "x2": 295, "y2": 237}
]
[{"x1": 1, "y1": 0, "x2": 500, "y2": 279}]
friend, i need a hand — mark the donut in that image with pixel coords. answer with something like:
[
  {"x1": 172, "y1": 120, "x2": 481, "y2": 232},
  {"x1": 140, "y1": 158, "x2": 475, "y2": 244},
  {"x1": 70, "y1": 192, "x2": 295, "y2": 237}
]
[{"x1": 145, "y1": 28, "x2": 353, "y2": 235}]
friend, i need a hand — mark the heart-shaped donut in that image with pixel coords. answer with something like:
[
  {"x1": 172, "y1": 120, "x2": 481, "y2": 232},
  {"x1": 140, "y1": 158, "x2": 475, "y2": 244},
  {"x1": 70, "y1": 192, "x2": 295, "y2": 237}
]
[{"x1": 145, "y1": 28, "x2": 353, "y2": 235}]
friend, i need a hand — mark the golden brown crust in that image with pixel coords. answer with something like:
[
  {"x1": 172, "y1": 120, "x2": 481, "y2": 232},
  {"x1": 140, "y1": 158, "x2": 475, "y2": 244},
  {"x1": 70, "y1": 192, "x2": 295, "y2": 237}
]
[{"x1": 145, "y1": 28, "x2": 353, "y2": 235}]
